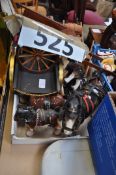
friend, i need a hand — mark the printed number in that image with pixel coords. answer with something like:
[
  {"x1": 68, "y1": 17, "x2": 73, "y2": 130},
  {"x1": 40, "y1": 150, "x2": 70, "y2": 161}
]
[
  {"x1": 48, "y1": 38, "x2": 61, "y2": 52},
  {"x1": 63, "y1": 41, "x2": 73, "y2": 56},
  {"x1": 34, "y1": 31, "x2": 47, "y2": 46},
  {"x1": 34, "y1": 31, "x2": 73, "y2": 56}
]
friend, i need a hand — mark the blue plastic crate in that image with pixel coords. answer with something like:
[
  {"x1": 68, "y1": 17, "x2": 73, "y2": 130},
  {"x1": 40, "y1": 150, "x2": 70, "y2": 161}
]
[
  {"x1": 88, "y1": 92, "x2": 116, "y2": 175},
  {"x1": 92, "y1": 44, "x2": 116, "y2": 91},
  {"x1": 93, "y1": 44, "x2": 116, "y2": 54}
]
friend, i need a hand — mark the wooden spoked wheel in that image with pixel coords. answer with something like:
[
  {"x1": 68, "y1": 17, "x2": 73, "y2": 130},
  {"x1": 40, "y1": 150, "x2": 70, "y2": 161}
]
[{"x1": 17, "y1": 47, "x2": 58, "y2": 73}]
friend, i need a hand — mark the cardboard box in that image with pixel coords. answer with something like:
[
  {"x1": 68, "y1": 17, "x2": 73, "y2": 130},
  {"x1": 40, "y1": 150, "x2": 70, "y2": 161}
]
[
  {"x1": 11, "y1": 94, "x2": 89, "y2": 144},
  {"x1": 9, "y1": 13, "x2": 89, "y2": 144}
]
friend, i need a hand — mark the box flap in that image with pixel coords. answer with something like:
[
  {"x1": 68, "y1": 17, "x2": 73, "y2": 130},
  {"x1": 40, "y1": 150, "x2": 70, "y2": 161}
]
[{"x1": 18, "y1": 16, "x2": 88, "y2": 62}]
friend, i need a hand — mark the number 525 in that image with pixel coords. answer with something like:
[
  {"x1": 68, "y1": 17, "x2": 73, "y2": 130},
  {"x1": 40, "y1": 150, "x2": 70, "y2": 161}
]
[{"x1": 34, "y1": 31, "x2": 73, "y2": 56}]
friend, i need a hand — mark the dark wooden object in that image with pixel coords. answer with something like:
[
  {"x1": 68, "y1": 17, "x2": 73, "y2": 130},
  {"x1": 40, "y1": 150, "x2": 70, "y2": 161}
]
[
  {"x1": 100, "y1": 8, "x2": 116, "y2": 49},
  {"x1": 86, "y1": 28, "x2": 104, "y2": 49},
  {"x1": 23, "y1": 6, "x2": 66, "y2": 31},
  {"x1": 48, "y1": 0, "x2": 87, "y2": 23}
]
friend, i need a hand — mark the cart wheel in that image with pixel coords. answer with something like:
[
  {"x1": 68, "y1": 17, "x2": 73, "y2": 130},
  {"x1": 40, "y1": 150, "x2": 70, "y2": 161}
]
[{"x1": 17, "y1": 46, "x2": 58, "y2": 73}]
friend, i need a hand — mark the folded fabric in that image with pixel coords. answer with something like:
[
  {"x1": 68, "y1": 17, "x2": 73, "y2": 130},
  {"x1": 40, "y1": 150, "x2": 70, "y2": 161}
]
[
  {"x1": 67, "y1": 10, "x2": 76, "y2": 22},
  {"x1": 67, "y1": 10, "x2": 104, "y2": 25},
  {"x1": 84, "y1": 10, "x2": 104, "y2": 25}
]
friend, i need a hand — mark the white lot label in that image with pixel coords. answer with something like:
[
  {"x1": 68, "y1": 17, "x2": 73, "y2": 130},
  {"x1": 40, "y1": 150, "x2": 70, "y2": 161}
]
[
  {"x1": 92, "y1": 29, "x2": 101, "y2": 33},
  {"x1": 18, "y1": 26, "x2": 85, "y2": 62},
  {"x1": 39, "y1": 79, "x2": 46, "y2": 89}
]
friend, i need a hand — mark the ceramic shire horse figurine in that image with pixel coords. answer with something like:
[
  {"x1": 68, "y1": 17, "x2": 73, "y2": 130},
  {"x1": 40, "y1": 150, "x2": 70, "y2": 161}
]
[{"x1": 14, "y1": 79, "x2": 105, "y2": 137}]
